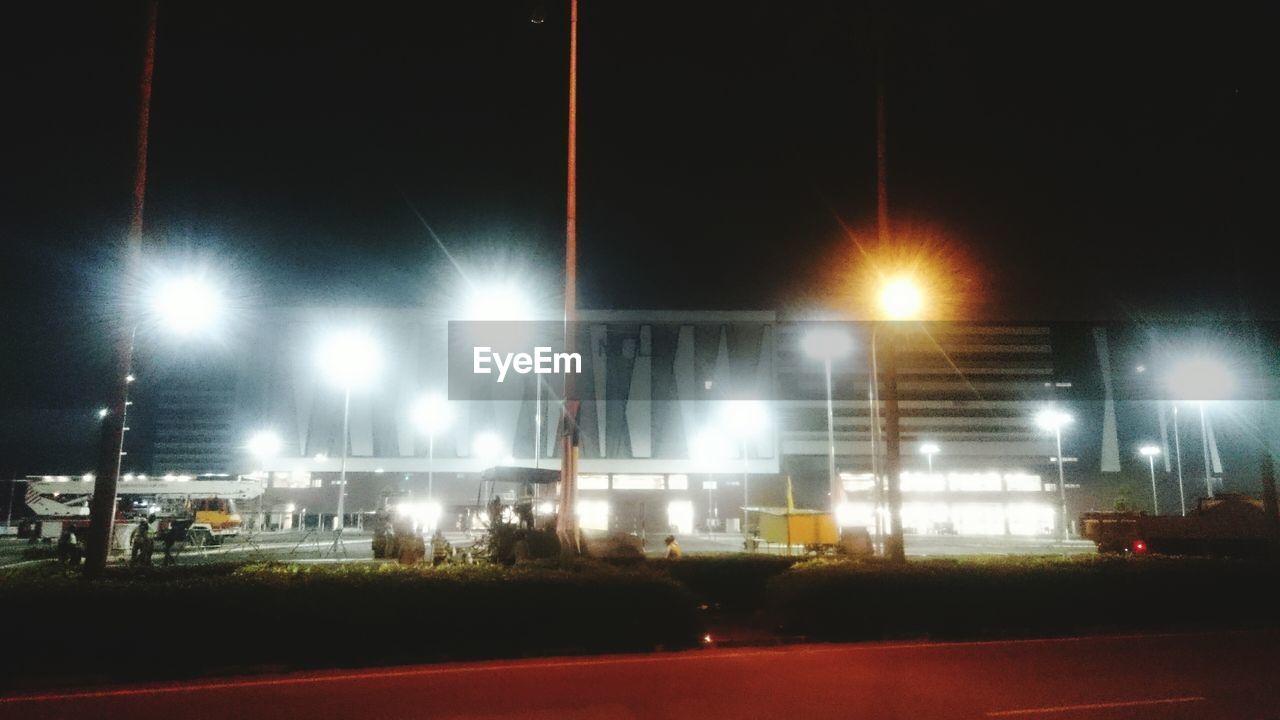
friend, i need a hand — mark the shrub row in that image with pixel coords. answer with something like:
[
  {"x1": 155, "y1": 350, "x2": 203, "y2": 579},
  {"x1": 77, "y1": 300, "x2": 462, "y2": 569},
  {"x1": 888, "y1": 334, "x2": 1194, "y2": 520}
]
[
  {"x1": 766, "y1": 556, "x2": 1280, "y2": 641},
  {"x1": 0, "y1": 561, "x2": 700, "y2": 689}
]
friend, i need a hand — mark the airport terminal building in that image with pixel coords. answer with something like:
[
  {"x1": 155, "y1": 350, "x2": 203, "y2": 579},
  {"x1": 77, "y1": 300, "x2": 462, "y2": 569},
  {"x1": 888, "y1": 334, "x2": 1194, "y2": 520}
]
[{"x1": 147, "y1": 308, "x2": 1069, "y2": 536}]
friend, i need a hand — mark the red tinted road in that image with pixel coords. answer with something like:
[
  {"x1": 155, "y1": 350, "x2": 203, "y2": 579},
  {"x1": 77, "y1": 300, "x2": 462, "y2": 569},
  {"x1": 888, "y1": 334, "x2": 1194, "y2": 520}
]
[{"x1": 2, "y1": 631, "x2": 1276, "y2": 719}]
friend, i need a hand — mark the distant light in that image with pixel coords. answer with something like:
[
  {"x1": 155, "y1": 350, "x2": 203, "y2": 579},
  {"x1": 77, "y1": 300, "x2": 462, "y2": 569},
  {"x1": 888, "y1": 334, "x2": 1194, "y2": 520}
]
[
  {"x1": 536, "y1": 501, "x2": 555, "y2": 515},
  {"x1": 80, "y1": 473, "x2": 94, "y2": 482},
  {"x1": 314, "y1": 453, "x2": 328, "y2": 461},
  {"x1": 151, "y1": 274, "x2": 223, "y2": 336},
  {"x1": 1135, "y1": 365, "x2": 1146, "y2": 373},
  {"x1": 125, "y1": 374, "x2": 136, "y2": 383},
  {"x1": 96, "y1": 408, "x2": 109, "y2": 419},
  {"x1": 1035, "y1": 408, "x2": 1073, "y2": 432},
  {"x1": 318, "y1": 329, "x2": 383, "y2": 390},
  {"x1": 1131, "y1": 539, "x2": 1148, "y2": 555},
  {"x1": 473, "y1": 431, "x2": 504, "y2": 462},
  {"x1": 413, "y1": 394, "x2": 453, "y2": 435},
  {"x1": 919, "y1": 442, "x2": 941, "y2": 456},
  {"x1": 247, "y1": 430, "x2": 283, "y2": 460},
  {"x1": 374, "y1": 468, "x2": 385, "y2": 474},
  {"x1": 1166, "y1": 355, "x2": 1236, "y2": 402},
  {"x1": 1139, "y1": 445, "x2": 1161, "y2": 458},
  {"x1": 466, "y1": 283, "x2": 529, "y2": 321},
  {"x1": 721, "y1": 401, "x2": 768, "y2": 438},
  {"x1": 690, "y1": 428, "x2": 732, "y2": 467},
  {"x1": 802, "y1": 327, "x2": 853, "y2": 361},
  {"x1": 878, "y1": 277, "x2": 924, "y2": 320},
  {"x1": 702, "y1": 634, "x2": 713, "y2": 644}
]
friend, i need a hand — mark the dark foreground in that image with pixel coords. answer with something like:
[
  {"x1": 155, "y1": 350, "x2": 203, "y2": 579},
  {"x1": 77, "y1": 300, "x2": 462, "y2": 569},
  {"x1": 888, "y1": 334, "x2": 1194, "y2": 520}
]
[{"x1": 2, "y1": 630, "x2": 1275, "y2": 720}]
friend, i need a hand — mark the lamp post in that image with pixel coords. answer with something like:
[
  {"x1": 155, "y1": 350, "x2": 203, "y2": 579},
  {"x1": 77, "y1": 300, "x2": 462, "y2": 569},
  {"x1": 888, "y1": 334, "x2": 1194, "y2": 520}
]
[
  {"x1": 1037, "y1": 408, "x2": 1073, "y2": 542},
  {"x1": 413, "y1": 394, "x2": 452, "y2": 508},
  {"x1": 318, "y1": 329, "x2": 382, "y2": 534},
  {"x1": 1139, "y1": 445, "x2": 1161, "y2": 515},
  {"x1": 247, "y1": 430, "x2": 282, "y2": 531},
  {"x1": 722, "y1": 401, "x2": 768, "y2": 542},
  {"x1": 919, "y1": 442, "x2": 940, "y2": 474},
  {"x1": 802, "y1": 327, "x2": 853, "y2": 511},
  {"x1": 878, "y1": 277, "x2": 924, "y2": 563},
  {"x1": 1172, "y1": 404, "x2": 1187, "y2": 515},
  {"x1": 1166, "y1": 355, "x2": 1235, "y2": 501}
]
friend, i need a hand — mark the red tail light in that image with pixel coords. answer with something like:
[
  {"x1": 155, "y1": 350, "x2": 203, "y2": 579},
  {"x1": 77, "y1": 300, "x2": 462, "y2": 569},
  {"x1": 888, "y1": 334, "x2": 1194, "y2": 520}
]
[{"x1": 1131, "y1": 539, "x2": 1148, "y2": 554}]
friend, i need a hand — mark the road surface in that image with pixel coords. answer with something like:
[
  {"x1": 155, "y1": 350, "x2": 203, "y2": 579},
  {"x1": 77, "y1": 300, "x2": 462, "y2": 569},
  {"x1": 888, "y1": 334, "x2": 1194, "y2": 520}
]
[{"x1": 2, "y1": 630, "x2": 1274, "y2": 719}]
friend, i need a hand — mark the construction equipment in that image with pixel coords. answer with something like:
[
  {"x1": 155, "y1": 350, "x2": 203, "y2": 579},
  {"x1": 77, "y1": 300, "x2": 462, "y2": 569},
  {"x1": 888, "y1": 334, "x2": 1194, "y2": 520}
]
[
  {"x1": 1081, "y1": 493, "x2": 1280, "y2": 557},
  {"x1": 22, "y1": 474, "x2": 263, "y2": 551}
]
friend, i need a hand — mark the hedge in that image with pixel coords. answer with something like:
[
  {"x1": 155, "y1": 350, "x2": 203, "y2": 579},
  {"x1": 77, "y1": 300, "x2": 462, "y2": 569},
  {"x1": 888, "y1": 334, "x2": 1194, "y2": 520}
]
[
  {"x1": 0, "y1": 561, "x2": 700, "y2": 690},
  {"x1": 766, "y1": 556, "x2": 1280, "y2": 641}
]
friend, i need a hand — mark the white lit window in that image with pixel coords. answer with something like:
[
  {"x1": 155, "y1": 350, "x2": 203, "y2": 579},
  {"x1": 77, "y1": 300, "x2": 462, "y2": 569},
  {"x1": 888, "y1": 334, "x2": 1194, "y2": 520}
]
[
  {"x1": 667, "y1": 500, "x2": 694, "y2": 534},
  {"x1": 901, "y1": 472, "x2": 946, "y2": 492},
  {"x1": 841, "y1": 473, "x2": 876, "y2": 493},
  {"x1": 612, "y1": 474, "x2": 665, "y2": 490},
  {"x1": 703, "y1": 480, "x2": 718, "y2": 490},
  {"x1": 578, "y1": 475, "x2": 609, "y2": 490},
  {"x1": 953, "y1": 502, "x2": 1006, "y2": 535},
  {"x1": 1004, "y1": 473, "x2": 1043, "y2": 492},
  {"x1": 949, "y1": 472, "x2": 1003, "y2": 492},
  {"x1": 576, "y1": 500, "x2": 610, "y2": 531},
  {"x1": 667, "y1": 474, "x2": 688, "y2": 490},
  {"x1": 1006, "y1": 503, "x2": 1055, "y2": 536},
  {"x1": 836, "y1": 502, "x2": 876, "y2": 528}
]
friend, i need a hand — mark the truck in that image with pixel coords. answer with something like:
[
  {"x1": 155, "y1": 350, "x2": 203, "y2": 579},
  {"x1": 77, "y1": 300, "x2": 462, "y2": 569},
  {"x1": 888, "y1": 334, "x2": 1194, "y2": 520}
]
[
  {"x1": 21, "y1": 474, "x2": 263, "y2": 551},
  {"x1": 1081, "y1": 493, "x2": 1280, "y2": 557}
]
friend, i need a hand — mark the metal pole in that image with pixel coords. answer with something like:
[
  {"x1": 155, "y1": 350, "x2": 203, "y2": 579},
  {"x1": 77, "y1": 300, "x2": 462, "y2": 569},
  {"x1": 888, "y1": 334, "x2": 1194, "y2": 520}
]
[
  {"x1": 1173, "y1": 404, "x2": 1187, "y2": 515},
  {"x1": 1198, "y1": 402, "x2": 1214, "y2": 498},
  {"x1": 1055, "y1": 426, "x2": 1068, "y2": 542},
  {"x1": 1147, "y1": 454, "x2": 1159, "y2": 515},
  {"x1": 868, "y1": 329, "x2": 883, "y2": 552},
  {"x1": 335, "y1": 385, "x2": 350, "y2": 531},
  {"x1": 883, "y1": 325, "x2": 905, "y2": 562},
  {"x1": 824, "y1": 357, "x2": 839, "y2": 509},
  {"x1": 428, "y1": 430, "x2": 435, "y2": 505},
  {"x1": 741, "y1": 437, "x2": 750, "y2": 543}
]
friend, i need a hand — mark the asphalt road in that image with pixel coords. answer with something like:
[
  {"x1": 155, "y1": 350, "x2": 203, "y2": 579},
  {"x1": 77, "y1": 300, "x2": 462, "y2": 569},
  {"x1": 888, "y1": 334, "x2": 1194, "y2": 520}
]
[{"x1": 2, "y1": 630, "x2": 1274, "y2": 719}]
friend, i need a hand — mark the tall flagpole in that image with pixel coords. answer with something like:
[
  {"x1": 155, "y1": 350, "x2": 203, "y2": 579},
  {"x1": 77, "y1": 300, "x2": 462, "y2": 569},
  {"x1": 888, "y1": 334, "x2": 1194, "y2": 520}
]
[
  {"x1": 85, "y1": 0, "x2": 158, "y2": 577},
  {"x1": 556, "y1": 0, "x2": 581, "y2": 556}
]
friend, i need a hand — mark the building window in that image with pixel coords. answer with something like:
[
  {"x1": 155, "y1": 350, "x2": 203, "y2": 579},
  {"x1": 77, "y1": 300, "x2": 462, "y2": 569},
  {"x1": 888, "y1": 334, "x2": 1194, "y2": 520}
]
[
  {"x1": 612, "y1": 474, "x2": 664, "y2": 490},
  {"x1": 667, "y1": 474, "x2": 688, "y2": 490},
  {"x1": 578, "y1": 475, "x2": 609, "y2": 490}
]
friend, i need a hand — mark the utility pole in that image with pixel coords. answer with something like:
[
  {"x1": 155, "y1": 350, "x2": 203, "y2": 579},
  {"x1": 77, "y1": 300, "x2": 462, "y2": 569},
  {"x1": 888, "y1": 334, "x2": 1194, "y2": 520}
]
[
  {"x1": 85, "y1": 0, "x2": 157, "y2": 576},
  {"x1": 556, "y1": 0, "x2": 582, "y2": 556}
]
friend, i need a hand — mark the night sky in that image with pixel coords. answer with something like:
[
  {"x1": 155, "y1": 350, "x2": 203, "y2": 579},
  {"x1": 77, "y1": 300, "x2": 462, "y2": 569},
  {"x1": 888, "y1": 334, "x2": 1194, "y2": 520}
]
[{"x1": 2, "y1": 1, "x2": 1275, "y2": 411}]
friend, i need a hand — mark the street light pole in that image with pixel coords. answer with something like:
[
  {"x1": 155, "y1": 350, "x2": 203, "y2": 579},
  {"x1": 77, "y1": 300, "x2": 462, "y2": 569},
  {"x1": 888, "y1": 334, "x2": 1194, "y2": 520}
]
[
  {"x1": 1173, "y1": 404, "x2": 1187, "y2": 515},
  {"x1": 335, "y1": 385, "x2": 351, "y2": 532},
  {"x1": 556, "y1": 0, "x2": 582, "y2": 557},
  {"x1": 823, "y1": 357, "x2": 839, "y2": 509},
  {"x1": 1054, "y1": 424, "x2": 1067, "y2": 542},
  {"x1": 1198, "y1": 402, "x2": 1215, "y2": 498},
  {"x1": 1147, "y1": 453, "x2": 1159, "y2": 515},
  {"x1": 882, "y1": 324, "x2": 905, "y2": 562}
]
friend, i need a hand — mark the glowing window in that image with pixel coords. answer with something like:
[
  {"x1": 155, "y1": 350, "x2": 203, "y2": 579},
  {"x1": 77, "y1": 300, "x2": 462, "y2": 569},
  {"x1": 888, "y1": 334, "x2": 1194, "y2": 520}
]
[
  {"x1": 1004, "y1": 473, "x2": 1043, "y2": 492},
  {"x1": 901, "y1": 472, "x2": 946, "y2": 492},
  {"x1": 949, "y1": 472, "x2": 1002, "y2": 492},
  {"x1": 576, "y1": 500, "x2": 610, "y2": 531},
  {"x1": 612, "y1": 474, "x2": 665, "y2": 490},
  {"x1": 667, "y1": 500, "x2": 695, "y2": 534},
  {"x1": 841, "y1": 473, "x2": 876, "y2": 493},
  {"x1": 578, "y1": 475, "x2": 609, "y2": 490},
  {"x1": 667, "y1": 475, "x2": 688, "y2": 490}
]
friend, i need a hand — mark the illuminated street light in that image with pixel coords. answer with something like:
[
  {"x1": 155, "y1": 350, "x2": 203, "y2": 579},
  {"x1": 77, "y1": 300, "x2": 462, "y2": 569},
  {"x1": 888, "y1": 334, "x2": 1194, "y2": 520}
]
[
  {"x1": 96, "y1": 408, "x2": 109, "y2": 420},
  {"x1": 919, "y1": 442, "x2": 940, "y2": 473},
  {"x1": 318, "y1": 329, "x2": 382, "y2": 533},
  {"x1": 877, "y1": 277, "x2": 924, "y2": 321},
  {"x1": 150, "y1": 274, "x2": 224, "y2": 336},
  {"x1": 803, "y1": 327, "x2": 853, "y2": 512},
  {"x1": 247, "y1": 430, "x2": 282, "y2": 530},
  {"x1": 413, "y1": 394, "x2": 453, "y2": 504},
  {"x1": 1139, "y1": 445, "x2": 1162, "y2": 515},
  {"x1": 1036, "y1": 408, "x2": 1073, "y2": 542}
]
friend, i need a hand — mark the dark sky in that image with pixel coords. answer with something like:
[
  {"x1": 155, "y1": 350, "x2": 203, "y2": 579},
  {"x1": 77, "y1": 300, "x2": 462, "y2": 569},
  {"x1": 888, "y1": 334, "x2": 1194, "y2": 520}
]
[{"x1": 2, "y1": 0, "x2": 1276, "y2": 411}]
